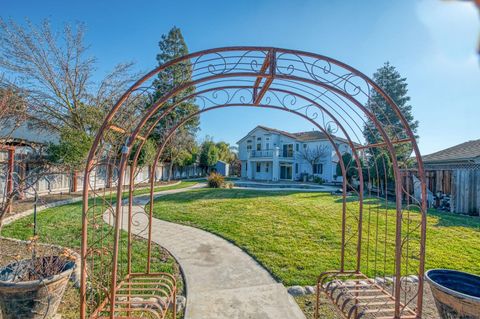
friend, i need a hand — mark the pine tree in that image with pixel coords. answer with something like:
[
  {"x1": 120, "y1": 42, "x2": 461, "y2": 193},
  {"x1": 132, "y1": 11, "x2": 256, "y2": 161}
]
[
  {"x1": 150, "y1": 27, "x2": 200, "y2": 179},
  {"x1": 363, "y1": 62, "x2": 418, "y2": 161},
  {"x1": 152, "y1": 26, "x2": 199, "y2": 135}
]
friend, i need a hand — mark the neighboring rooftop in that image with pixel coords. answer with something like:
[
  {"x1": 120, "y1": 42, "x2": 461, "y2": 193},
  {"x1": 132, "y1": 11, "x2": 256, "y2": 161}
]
[
  {"x1": 0, "y1": 121, "x2": 58, "y2": 146},
  {"x1": 422, "y1": 139, "x2": 480, "y2": 164}
]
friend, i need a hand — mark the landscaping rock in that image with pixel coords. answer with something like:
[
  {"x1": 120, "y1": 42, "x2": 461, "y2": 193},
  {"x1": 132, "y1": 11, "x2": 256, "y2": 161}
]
[
  {"x1": 130, "y1": 297, "x2": 145, "y2": 308},
  {"x1": 176, "y1": 295, "x2": 186, "y2": 312},
  {"x1": 304, "y1": 286, "x2": 316, "y2": 295},
  {"x1": 407, "y1": 275, "x2": 418, "y2": 283},
  {"x1": 287, "y1": 285, "x2": 306, "y2": 296}
]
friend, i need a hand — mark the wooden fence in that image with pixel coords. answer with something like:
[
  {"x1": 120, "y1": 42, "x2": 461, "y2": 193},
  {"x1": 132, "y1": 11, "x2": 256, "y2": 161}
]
[{"x1": 425, "y1": 164, "x2": 480, "y2": 216}]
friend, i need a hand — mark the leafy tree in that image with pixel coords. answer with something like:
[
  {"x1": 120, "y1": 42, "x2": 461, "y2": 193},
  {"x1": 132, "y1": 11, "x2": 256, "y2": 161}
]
[
  {"x1": 162, "y1": 130, "x2": 197, "y2": 181},
  {"x1": 368, "y1": 151, "x2": 394, "y2": 195},
  {"x1": 199, "y1": 140, "x2": 218, "y2": 173},
  {"x1": 336, "y1": 153, "x2": 363, "y2": 186},
  {"x1": 47, "y1": 127, "x2": 93, "y2": 169},
  {"x1": 216, "y1": 141, "x2": 236, "y2": 163},
  {"x1": 363, "y1": 62, "x2": 418, "y2": 161},
  {"x1": 128, "y1": 139, "x2": 157, "y2": 168}
]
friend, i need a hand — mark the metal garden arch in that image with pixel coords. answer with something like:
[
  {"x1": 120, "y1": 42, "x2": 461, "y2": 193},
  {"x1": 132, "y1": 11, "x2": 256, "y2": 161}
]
[{"x1": 80, "y1": 47, "x2": 427, "y2": 319}]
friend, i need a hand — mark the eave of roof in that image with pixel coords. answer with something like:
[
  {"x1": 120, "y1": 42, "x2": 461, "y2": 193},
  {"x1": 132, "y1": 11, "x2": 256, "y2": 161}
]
[
  {"x1": 237, "y1": 125, "x2": 362, "y2": 147},
  {"x1": 422, "y1": 139, "x2": 480, "y2": 164}
]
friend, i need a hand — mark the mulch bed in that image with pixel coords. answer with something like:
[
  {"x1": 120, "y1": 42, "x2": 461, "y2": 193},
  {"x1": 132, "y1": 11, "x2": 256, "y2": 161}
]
[{"x1": 0, "y1": 236, "x2": 183, "y2": 319}]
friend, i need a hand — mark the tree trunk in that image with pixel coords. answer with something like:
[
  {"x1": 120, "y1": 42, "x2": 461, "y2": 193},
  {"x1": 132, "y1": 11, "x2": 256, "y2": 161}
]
[{"x1": 168, "y1": 163, "x2": 173, "y2": 182}]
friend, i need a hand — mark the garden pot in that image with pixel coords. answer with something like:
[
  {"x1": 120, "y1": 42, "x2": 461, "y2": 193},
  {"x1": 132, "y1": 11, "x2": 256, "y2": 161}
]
[
  {"x1": 0, "y1": 256, "x2": 75, "y2": 319},
  {"x1": 425, "y1": 269, "x2": 480, "y2": 319}
]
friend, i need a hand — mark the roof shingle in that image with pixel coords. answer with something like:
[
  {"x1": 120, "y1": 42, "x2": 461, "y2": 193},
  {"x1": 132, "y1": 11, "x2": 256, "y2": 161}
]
[{"x1": 422, "y1": 139, "x2": 480, "y2": 163}]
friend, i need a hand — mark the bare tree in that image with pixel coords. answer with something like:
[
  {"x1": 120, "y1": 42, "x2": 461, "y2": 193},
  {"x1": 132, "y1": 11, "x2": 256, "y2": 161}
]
[
  {"x1": 0, "y1": 18, "x2": 138, "y2": 134},
  {"x1": 296, "y1": 144, "x2": 329, "y2": 174},
  {"x1": 0, "y1": 19, "x2": 139, "y2": 229}
]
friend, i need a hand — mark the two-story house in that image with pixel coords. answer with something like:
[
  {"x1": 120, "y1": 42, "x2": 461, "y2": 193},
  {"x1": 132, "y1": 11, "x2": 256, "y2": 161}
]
[{"x1": 237, "y1": 125, "x2": 355, "y2": 182}]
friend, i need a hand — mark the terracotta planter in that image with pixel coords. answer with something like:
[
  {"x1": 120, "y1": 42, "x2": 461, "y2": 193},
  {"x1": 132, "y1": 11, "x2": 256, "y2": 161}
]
[
  {"x1": 426, "y1": 269, "x2": 480, "y2": 319},
  {"x1": 0, "y1": 257, "x2": 75, "y2": 319}
]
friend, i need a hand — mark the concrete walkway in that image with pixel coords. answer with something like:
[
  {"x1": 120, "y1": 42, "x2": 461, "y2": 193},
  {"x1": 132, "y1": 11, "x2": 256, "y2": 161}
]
[{"x1": 105, "y1": 184, "x2": 306, "y2": 319}]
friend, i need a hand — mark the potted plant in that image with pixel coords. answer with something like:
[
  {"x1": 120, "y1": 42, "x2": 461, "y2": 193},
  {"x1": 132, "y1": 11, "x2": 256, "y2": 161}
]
[{"x1": 0, "y1": 247, "x2": 75, "y2": 319}]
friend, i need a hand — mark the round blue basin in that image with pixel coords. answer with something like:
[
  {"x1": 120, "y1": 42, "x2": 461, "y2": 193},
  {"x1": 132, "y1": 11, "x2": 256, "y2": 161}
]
[{"x1": 425, "y1": 269, "x2": 480, "y2": 319}]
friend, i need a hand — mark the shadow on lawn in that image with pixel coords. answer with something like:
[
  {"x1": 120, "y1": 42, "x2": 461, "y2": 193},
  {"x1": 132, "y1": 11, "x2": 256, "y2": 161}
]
[{"x1": 428, "y1": 210, "x2": 480, "y2": 229}]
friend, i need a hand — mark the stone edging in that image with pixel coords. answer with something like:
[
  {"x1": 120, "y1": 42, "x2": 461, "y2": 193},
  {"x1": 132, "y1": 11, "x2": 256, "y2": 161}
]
[{"x1": 287, "y1": 275, "x2": 420, "y2": 297}]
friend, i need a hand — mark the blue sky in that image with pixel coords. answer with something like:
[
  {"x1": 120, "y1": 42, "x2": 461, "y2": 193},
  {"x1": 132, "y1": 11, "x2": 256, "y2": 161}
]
[{"x1": 2, "y1": 0, "x2": 479, "y2": 155}]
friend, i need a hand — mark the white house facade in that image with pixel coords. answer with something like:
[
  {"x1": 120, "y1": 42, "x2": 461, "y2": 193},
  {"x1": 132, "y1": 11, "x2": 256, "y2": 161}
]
[{"x1": 237, "y1": 126, "x2": 356, "y2": 182}]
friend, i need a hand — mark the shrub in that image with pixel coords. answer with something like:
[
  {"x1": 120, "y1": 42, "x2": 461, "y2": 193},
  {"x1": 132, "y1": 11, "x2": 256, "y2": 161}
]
[
  {"x1": 207, "y1": 172, "x2": 225, "y2": 188},
  {"x1": 313, "y1": 176, "x2": 325, "y2": 185}
]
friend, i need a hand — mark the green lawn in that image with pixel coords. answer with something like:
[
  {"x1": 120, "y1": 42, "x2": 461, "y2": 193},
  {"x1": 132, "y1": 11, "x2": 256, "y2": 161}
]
[
  {"x1": 151, "y1": 188, "x2": 480, "y2": 286},
  {"x1": 4, "y1": 184, "x2": 479, "y2": 291}
]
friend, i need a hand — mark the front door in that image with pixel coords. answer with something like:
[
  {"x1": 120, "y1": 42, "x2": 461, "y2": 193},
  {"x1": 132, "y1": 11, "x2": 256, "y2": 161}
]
[{"x1": 280, "y1": 164, "x2": 292, "y2": 180}]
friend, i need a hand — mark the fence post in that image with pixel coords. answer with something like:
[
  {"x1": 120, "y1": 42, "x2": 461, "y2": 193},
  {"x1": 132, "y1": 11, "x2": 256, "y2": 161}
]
[
  {"x1": 6, "y1": 147, "x2": 15, "y2": 214},
  {"x1": 72, "y1": 170, "x2": 78, "y2": 192}
]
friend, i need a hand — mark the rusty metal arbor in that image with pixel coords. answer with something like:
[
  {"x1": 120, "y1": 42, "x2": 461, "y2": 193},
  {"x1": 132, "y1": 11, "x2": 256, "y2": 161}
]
[{"x1": 80, "y1": 47, "x2": 427, "y2": 319}]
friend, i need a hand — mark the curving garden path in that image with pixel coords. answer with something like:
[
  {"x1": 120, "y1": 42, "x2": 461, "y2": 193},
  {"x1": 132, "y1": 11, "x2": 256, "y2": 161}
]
[{"x1": 104, "y1": 184, "x2": 306, "y2": 319}]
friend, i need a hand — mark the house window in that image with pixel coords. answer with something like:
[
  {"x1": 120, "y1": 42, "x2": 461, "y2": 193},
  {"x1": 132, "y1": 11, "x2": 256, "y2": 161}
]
[
  {"x1": 257, "y1": 137, "x2": 261, "y2": 141},
  {"x1": 256, "y1": 162, "x2": 261, "y2": 172},
  {"x1": 296, "y1": 144, "x2": 299, "y2": 151},
  {"x1": 266, "y1": 163, "x2": 269, "y2": 172},
  {"x1": 256, "y1": 143, "x2": 261, "y2": 151},
  {"x1": 295, "y1": 163, "x2": 298, "y2": 174},
  {"x1": 247, "y1": 145, "x2": 252, "y2": 151},
  {"x1": 313, "y1": 163, "x2": 323, "y2": 174},
  {"x1": 266, "y1": 143, "x2": 270, "y2": 150},
  {"x1": 303, "y1": 144, "x2": 307, "y2": 149},
  {"x1": 282, "y1": 144, "x2": 294, "y2": 157}
]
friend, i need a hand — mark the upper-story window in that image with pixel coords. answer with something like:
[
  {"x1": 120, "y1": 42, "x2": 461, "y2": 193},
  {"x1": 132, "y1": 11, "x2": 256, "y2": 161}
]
[
  {"x1": 256, "y1": 143, "x2": 261, "y2": 151},
  {"x1": 257, "y1": 137, "x2": 261, "y2": 141},
  {"x1": 303, "y1": 144, "x2": 307, "y2": 149},
  {"x1": 247, "y1": 145, "x2": 252, "y2": 151},
  {"x1": 296, "y1": 144, "x2": 299, "y2": 151},
  {"x1": 282, "y1": 144, "x2": 294, "y2": 157},
  {"x1": 266, "y1": 143, "x2": 270, "y2": 150}
]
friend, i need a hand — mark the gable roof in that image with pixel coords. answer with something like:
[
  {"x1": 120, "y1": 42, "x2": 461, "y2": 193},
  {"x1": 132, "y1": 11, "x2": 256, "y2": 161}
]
[
  {"x1": 422, "y1": 139, "x2": 480, "y2": 164},
  {"x1": 237, "y1": 125, "x2": 361, "y2": 146}
]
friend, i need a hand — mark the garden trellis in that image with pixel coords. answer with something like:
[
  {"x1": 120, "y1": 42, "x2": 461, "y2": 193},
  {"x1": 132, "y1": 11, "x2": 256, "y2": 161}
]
[{"x1": 80, "y1": 47, "x2": 427, "y2": 319}]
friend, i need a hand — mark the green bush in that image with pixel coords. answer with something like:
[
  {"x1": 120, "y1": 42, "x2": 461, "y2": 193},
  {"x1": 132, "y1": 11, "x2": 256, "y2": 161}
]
[
  {"x1": 313, "y1": 176, "x2": 325, "y2": 185},
  {"x1": 207, "y1": 172, "x2": 225, "y2": 188}
]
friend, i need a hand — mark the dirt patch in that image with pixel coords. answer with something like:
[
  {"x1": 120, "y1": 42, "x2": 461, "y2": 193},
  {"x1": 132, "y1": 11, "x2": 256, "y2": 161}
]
[{"x1": 9, "y1": 193, "x2": 81, "y2": 216}]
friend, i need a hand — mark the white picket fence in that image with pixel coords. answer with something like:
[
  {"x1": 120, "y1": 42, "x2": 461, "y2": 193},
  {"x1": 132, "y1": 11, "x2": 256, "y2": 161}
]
[{"x1": 0, "y1": 163, "x2": 204, "y2": 200}]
